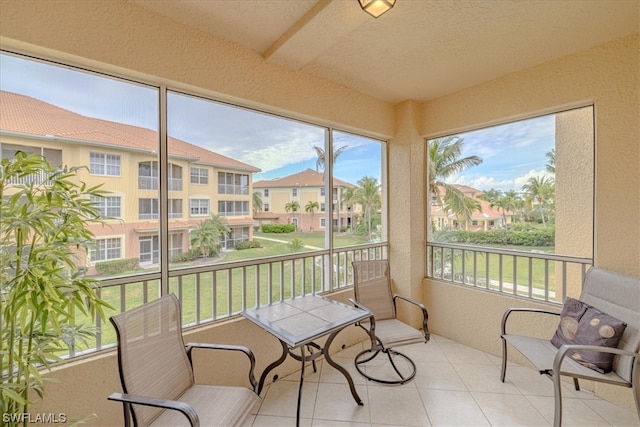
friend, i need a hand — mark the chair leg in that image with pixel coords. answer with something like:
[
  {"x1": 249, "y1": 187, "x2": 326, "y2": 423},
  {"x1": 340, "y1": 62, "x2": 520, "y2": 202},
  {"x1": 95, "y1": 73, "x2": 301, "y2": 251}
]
[
  {"x1": 553, "y1": 373, "x2": 564, "y2": 427},
  {"x1": 354, "y1": 348, "x2": 417, "y2": 385},
  {"x1": 500, "y1": 337, "x2": 508, "y2": 382}
]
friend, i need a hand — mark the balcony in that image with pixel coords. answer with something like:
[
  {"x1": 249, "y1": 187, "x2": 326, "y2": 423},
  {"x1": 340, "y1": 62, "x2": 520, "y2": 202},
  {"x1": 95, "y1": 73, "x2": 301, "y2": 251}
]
[{"x1": 26, "y1": 245, "x2": 638, "y2": 425}]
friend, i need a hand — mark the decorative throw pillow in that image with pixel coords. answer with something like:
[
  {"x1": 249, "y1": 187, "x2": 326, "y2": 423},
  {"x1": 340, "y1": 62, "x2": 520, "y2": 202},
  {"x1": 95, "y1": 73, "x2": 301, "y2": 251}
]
[
  {"x1": 569, "y1": 308, "x2": 627, "y2": 373},
  {"x1": 550, "y1": 297, "x2": 627, "y2": 374},
  {"x1": 550, "y1": 297, "x2": 589, "y2": 348}
]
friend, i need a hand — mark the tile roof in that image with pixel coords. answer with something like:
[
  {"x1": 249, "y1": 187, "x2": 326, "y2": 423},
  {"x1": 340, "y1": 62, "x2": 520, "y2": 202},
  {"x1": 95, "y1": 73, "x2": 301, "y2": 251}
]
[
  {"x1": 253, "y1": 168, "x2": 353, "y2": 188},
  {"x1": 0, "y1": 91, "x2": 260, "y2": 173}
]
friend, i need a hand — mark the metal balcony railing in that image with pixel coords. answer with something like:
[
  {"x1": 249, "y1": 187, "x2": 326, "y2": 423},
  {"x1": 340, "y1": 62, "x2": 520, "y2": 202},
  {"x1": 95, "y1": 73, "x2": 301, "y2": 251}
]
[
  {"x1": 68, "y1": 242, "x2": 388, "y2": 358},
  {"x1": 427, "y1": 242, "x2": 592, "y2": 303}
]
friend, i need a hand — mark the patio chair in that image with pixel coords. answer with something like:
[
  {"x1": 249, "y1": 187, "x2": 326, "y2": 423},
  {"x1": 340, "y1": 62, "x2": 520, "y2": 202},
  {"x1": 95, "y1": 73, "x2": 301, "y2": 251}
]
[
  {"x1": 350, "y1": 260, "x2": 430, "y2": 384},
  {"x1": 108, "y1": 294, "x2": 260, "y2": 427}
]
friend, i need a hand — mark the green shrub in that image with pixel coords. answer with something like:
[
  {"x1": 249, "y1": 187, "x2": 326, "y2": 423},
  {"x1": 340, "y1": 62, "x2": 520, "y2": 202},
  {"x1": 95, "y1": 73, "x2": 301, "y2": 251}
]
[
  {"x1": 261, "y1": 223, "x2": 295, "y2": 233},
  {"x1": 95, "y1": 258, "x2": 141, "y2": 275},
  {"x1": 235, "y1": 240, "x2": 262, "y2": 250},
  {"x1": 435, "y1": 227, "x2": 555, "y2": 247},
  {"x1": 170, "y1": 249, "x2": 200, "y2": 263}
]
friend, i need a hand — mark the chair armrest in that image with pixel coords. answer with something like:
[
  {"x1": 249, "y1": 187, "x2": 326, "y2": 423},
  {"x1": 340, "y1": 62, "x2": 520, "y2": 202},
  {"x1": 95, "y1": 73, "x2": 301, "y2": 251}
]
[
  {"x1": 393, "y1": 294, "x2": 430, "y2": 340},
  {"x1": 108, "y1": 392, "x2": 199, "y2": 427},
  {"x1": 553, "y1": 344, "x2": 640, "y2": 376},
  {"x1": 348, "y1": 298, "x2": 377, "y2": 341},
  {"x1": 186, "y1": 343, "x2": 258, "y2": 392},
  {"x1": 501, "y1": 307, "x2": 560, "y2": 336}
]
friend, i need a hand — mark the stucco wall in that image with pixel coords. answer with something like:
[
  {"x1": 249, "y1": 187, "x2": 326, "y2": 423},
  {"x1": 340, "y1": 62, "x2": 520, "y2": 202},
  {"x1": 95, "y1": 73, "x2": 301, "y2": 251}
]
[{"x1": 420, "y1": 33, "x2": 639, "y2": 410}]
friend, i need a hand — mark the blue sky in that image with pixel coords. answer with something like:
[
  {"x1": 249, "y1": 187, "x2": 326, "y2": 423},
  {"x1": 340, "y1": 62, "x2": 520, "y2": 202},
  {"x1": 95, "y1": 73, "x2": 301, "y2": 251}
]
[{"x1": 1, "y1": 53, "x2": 552, "y2": 190}]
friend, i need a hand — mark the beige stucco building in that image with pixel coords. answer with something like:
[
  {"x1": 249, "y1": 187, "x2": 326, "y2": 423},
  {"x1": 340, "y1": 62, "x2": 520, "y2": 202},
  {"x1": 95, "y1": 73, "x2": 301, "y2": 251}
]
[{"x1": 0, "y1": 1, "x2": 638, "y2": 423}]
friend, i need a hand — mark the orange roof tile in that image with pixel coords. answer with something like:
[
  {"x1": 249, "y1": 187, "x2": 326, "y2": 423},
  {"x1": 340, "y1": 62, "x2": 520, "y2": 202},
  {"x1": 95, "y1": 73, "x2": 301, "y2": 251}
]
[
  {"x1": 253, "y1": 168, "x2": 353, "y2": 188},
  {"x1": 0, "y1": 91, "x2": 260, "y2": 173}
]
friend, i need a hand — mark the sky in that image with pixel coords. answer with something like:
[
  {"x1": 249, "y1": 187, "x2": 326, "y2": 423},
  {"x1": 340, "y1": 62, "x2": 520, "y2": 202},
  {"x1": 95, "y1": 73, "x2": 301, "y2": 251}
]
[{"x1": 0, "y1": 53, "x2": 553, "y2": 191}]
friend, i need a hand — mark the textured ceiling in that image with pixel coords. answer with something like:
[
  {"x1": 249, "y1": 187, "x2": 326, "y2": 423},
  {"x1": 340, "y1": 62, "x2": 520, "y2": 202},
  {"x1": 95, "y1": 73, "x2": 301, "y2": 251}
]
[{"x1": 131, "y1": 0, "x2": 639, "y2": 104}]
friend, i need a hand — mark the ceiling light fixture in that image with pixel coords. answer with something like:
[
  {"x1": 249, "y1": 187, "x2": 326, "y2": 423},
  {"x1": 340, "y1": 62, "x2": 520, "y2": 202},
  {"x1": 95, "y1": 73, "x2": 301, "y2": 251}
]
[{"x1": 358, "y1": 0, "x2": 396, "y2": 18}]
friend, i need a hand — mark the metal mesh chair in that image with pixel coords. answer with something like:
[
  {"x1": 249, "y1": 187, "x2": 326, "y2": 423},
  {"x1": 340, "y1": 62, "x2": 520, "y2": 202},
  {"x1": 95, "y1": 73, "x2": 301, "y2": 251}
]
[
  {"x1": 350, "y1": 260, "x2": 430, "y2": 384},
  {"x1": 108, "y1": 294, "x2": 260, "y2": 427}
]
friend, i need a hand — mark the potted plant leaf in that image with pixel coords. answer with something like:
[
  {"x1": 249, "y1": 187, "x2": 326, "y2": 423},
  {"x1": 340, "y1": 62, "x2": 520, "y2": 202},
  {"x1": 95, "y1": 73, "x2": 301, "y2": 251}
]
[{"x1": 0, "y1": 152, "x2": 111, "y2": 425}]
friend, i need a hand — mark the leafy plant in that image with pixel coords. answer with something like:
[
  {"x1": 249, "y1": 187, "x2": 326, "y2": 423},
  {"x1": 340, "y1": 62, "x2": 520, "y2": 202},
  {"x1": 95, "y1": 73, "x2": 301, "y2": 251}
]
[
  {"x1": 0, "y1": 153, "x2": 111, "y2": 425},
  {"x1": 288, "y1": 238, "x2": 305, "y2": 252}
]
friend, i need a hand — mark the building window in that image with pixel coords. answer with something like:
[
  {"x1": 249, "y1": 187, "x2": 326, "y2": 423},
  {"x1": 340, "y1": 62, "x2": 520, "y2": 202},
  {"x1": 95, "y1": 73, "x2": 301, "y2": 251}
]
[
  {"x1": 138, "y1": 161, "x2": 158, "y2": 190},
  {"x1": 168, "y1": 163, "x2": 183, "y2": 191},
  {"x1": 190, "y1": 198, "x2": 210, "y2": 216},
  {"x1": 190, "y1": 167, "x2": 209, "y2": 184},
  {"x1": 90, "y1": 152, "x2": 121, "y2": 176},
  {"x1": 169, "y1": 199, "x2": 182, "y2": 218},
  {"x1": 218, "y1": 200, "x2": 249, "y2": 216},
  {"x1": 263, "y1": 189, "x2": 269, "y2": 197},
  {"x1": 139, "y1": 198, "x2": 159, "y2": 220},
  {"x1": 320, "y1": 187, "x2": 325, "y2": 197},
  {"x1": 320, "y1": 218, "x2": 326, "y2": 228},
  {"x1": 224, "y1": 227, "x2": 249, "y2": 249},
  {"x1": 218, "y1": 172, "x2": 249, "y2": 195},
  {"x1": 320, "y1": 203, "x2": 326, "y2": 212},
  {"x1": 264, "y1": 203, "x2": 270, "y2": 212},
  {"x1": 91, "y1": 237, "x2": 121, "y2": 262},
  {"x1": 139, "y1": 235, "x2": 159, "y2": 265},
  {"x1": 292, "y1": 188, "x2": 298, "y2": 197},
  {"x1": 169, "y1": 233, "x2": 183, "y2": 258},
  {"x1": 91, "y1": 195, "x2": 122, "y2": 218}
]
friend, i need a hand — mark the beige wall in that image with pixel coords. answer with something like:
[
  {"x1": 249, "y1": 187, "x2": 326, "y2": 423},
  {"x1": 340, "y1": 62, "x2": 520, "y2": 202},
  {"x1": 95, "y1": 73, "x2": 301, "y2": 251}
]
[
  {"x1": 1, "y1": 0, "x2": 638, "y2": 421},
  {"x1": 420, "y1": 34, "x2": 639, "y2": 410}
]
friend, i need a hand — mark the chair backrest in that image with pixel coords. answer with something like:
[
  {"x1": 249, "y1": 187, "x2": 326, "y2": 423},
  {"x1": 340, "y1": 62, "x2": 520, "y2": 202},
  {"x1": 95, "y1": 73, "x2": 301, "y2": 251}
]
[
  {"x1": 579, "y1": 267, "x2": 640, "y2": 382},
  {"x1": 352, "y1": 260, "x2": 396, "y2": 321},
  {"x1": 111, "y1": 294, "x2": 194, "y2": 426}
]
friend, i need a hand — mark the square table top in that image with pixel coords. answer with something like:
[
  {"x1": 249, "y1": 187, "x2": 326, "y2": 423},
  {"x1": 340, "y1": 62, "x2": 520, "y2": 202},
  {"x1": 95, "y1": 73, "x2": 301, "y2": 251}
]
[{"x1": 242, "y1": 295, "x2": 371, "y2": 348}]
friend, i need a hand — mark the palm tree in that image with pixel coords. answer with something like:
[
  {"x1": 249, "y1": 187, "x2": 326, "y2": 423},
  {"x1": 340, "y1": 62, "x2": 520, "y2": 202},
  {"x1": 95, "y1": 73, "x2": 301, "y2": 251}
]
[
  {"x1": 313, "y1": 144, "x2": 347, "y2": 172},
  {"x1": 428, "y1": 136, "x2": 483, "y2": 225},
  {"x1": 546, "y1": 149, "x2": 556, "y2": 174},
  {"x1": 354, "y1": 176, "x2": 381, "y2": 240},
  {"x1": 341, "y1": 186, "x2": 358, "y2": 232},
  {"x1": 522, "y1": 176, "x2": 555, "y2": 226},
  {"x1": 252, "y1": 191, "x2": 263, "y2": 215},
  {"x1": 190, "y1": 214, "x2": 230, "y2": 257},
  {"x1": 285, "y1": 201, "x2": 300, "y2": 228},
  {"x1": 305, "y1": 200, "x2": 319, "y2": 231}
]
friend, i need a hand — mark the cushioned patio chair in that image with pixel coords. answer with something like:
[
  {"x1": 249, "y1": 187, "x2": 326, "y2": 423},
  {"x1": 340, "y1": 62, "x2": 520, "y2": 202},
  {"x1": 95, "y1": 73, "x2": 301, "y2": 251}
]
[
  {"x1": 108, "y1": 294, "x2": 260, "y2": 427},
  {"x1": 350, "y1": 260, "x2": 430, "y2": 384},
  {"x1": 501, "y1": 267, "x2": 640, "y2": 427}
]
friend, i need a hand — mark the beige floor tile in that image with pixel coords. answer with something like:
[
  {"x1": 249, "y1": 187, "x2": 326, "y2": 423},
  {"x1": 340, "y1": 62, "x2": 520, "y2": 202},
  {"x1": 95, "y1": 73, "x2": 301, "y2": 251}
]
[
  {"x1": 313, "y1": 382, "x2": 370, "y2": 424},
  {"x1": 414, "y1": 361, "x2": 467, "y2": 391},
  {"x1": 319, "y1": 354, "x2": 368, "y2": 385},
  {"x1": 582, "y1": 399, "x2": 640, "y2": 426},
  {"x1": 252, "y1": 414, "x2": 312, "y2": 427},
  {"x1": 400, "y1": 341, "x2": 449, "y2": 363},
  {"x1": 258, "y1": 378, "x2": 318, "y2": 419},
  {"x1": 438, "y1": 342, "x2": 496, "y2": 365},
  {"x1": 419, "y1": 388, "x2": 490, "y2": 426},
  {"x1": 454, "y1": 363, "x2": 521, "y2": 394},
  {"x1": 526, "y1": 395, "x2": 609, "y2": 426},
  {"x1": 471, "y1": 392, "x2": 550, "y2": 426},
  {"x1": 357, "y1": 351, "x2": 417, "y2": 384},
  {"x1": 367, "y1": 385, "x2": 430, "y2": 426},
  {"x1": 312, "y1": 420, "x2": 370, "y2": 427}
]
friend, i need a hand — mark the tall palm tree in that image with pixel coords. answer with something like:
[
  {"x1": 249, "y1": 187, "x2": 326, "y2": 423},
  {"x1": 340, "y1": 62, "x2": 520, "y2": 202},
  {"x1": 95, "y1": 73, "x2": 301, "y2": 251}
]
[
  {"x1": 313, "y1": 144, "x2": 347, "y2": 172},
  {"x1": 341, "y1": 186, "x2": 358, "y2": 232},
  {"x1": 305, "y1": 200, "x2": 319, "y2": 231},
  {"x1": 546, "y1": 149, "x2": 556, "y2": 174},
  {"x1": 428, "y1": 136, "x2": 483, "y2": 225},
  {"x1": 354, "y1": 176, "x2": 381, "y2": 240},
  {"x1": 522, "y1": 176, "x2": 555, "y2": 226},
  {"x1": 285, "y1": 201, "x2": 300, "y2": 228},
  {"x1": 252, "y1": 191, "x2": 263, "y2": 215}
]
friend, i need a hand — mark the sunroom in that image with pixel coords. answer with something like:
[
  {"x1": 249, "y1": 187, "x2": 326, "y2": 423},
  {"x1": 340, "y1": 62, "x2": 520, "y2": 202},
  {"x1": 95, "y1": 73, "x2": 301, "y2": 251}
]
[{"x1": 0, "y1": 1, "x2": 638, "y2": 426}]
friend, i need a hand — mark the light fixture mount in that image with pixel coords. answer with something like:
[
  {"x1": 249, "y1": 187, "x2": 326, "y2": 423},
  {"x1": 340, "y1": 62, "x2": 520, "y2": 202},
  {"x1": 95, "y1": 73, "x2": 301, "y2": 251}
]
[{"x1": 358, "y1": 0, "x2": 396, "y2": 19}]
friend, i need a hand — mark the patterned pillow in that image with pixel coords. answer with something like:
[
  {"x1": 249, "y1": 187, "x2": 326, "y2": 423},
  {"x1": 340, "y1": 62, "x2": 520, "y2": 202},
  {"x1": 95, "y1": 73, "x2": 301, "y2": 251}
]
[
  {"x1": 569, "y1": 308, "x2": 627, "y2": 373},
  {"x1": 550, "y1": 297, "x2": 627, "y2": 373},
  {"x1": 550, "y1": 297, "x2": 589, "y2": 348}
]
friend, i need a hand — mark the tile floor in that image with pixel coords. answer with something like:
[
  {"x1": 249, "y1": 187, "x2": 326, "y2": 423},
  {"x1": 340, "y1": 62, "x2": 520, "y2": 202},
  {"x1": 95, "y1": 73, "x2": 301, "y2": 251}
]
[{"x1": 245, "y1": 335, "x2": 639, "y2": 426}]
